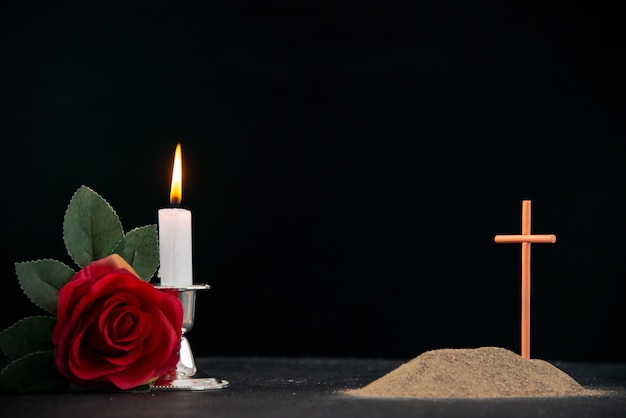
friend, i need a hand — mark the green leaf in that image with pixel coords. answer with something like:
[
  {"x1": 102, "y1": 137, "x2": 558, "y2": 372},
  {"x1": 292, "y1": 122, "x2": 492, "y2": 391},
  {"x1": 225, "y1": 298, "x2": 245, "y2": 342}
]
[
  {"x1": 112, "y1": 225, "x2": 159, "y2": 281},
  {"x1": 0, "y1": 316, "x2": 55, "y2": 360},
  {"x1": 16, "y1": 260, "x2": 75, "y2": 314},
  {"x1": 123, "y1": 382, "x2": 153, "y2": 393},
  {"x1": 63, "y1": 185, "x2": 124, "y2": 267},
  {"x1": 0, "y1": 351, "x2": 68, "y2": 393}
]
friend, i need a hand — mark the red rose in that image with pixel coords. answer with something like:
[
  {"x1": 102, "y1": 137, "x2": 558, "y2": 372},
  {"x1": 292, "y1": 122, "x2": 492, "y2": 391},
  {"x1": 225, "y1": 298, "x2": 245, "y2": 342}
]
[{"x1": 52, "y1": 254, "x2": 183, "y2": 390}]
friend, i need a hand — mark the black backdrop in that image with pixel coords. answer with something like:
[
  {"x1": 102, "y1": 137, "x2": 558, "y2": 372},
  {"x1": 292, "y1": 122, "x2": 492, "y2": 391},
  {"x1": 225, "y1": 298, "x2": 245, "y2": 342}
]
[{"x1": 1, "y1": 1, "x2": 624, "y2": 362}]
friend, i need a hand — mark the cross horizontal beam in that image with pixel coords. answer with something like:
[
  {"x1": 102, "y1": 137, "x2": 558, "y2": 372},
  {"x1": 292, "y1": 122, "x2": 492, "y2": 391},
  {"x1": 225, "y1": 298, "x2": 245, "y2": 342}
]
[{"x1": 494, "y1": 234, "x2": 556, "y2": 244}]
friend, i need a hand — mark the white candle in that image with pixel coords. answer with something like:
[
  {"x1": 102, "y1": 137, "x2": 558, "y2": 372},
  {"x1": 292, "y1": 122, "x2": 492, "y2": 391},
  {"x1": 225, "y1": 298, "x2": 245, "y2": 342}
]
[{"x1": 158, "y1": 143, "x2": 193, "y2": 286}]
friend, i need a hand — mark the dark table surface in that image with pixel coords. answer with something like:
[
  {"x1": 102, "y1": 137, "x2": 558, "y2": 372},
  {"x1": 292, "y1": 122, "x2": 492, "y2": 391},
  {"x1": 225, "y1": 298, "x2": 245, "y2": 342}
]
[{"x1": 2, "y1": 357, "x2": 625, "y2": 418}]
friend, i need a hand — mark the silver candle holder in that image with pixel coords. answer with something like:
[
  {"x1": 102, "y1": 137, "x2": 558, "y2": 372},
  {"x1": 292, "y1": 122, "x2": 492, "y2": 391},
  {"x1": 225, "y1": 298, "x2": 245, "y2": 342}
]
[{"x1": 152, "y1": 284, "x2": 229, "y2": 391}]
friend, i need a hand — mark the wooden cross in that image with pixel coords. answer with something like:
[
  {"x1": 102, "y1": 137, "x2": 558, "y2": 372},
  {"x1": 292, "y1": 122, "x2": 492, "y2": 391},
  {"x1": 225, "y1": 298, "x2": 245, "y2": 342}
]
[{"x1": 494, "y1": 200, "x2": 556, "y2": 359}]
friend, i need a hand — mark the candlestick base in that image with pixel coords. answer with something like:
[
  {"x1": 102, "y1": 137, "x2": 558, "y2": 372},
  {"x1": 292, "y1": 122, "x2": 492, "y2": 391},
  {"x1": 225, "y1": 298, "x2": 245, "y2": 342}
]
[{"x1": 152, "y1": 284, "x2": 229, "y2": 391}]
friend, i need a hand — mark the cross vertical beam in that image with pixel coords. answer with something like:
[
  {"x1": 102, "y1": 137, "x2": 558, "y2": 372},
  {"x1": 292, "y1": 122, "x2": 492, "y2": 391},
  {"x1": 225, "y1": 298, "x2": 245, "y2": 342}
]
[
  {"x1": 521, "y1": 200, "x2": 531, "y2": 360},
  {"x1": 494, "y1": 200, "x2": 556, "y2": 359}
]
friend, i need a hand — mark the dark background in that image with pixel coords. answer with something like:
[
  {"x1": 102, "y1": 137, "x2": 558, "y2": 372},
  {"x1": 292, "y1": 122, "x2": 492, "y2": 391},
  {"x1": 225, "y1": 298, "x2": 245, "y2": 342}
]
[{"x1": 1, "y1": 1, "x2": 624, "y2": 362}]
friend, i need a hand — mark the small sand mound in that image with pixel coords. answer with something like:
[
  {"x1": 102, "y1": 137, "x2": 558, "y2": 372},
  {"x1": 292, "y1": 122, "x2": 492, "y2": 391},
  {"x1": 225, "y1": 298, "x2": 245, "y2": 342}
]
[{"x1": 346, "y1": 347, "x2": 596, "y2": 399}]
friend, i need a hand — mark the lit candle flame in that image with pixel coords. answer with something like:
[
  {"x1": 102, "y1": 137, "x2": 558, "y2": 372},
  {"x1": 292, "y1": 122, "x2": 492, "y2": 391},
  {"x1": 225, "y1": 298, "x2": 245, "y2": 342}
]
[{"x1": 169, "y1": 143, "x2": 183, "y2": 206}]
